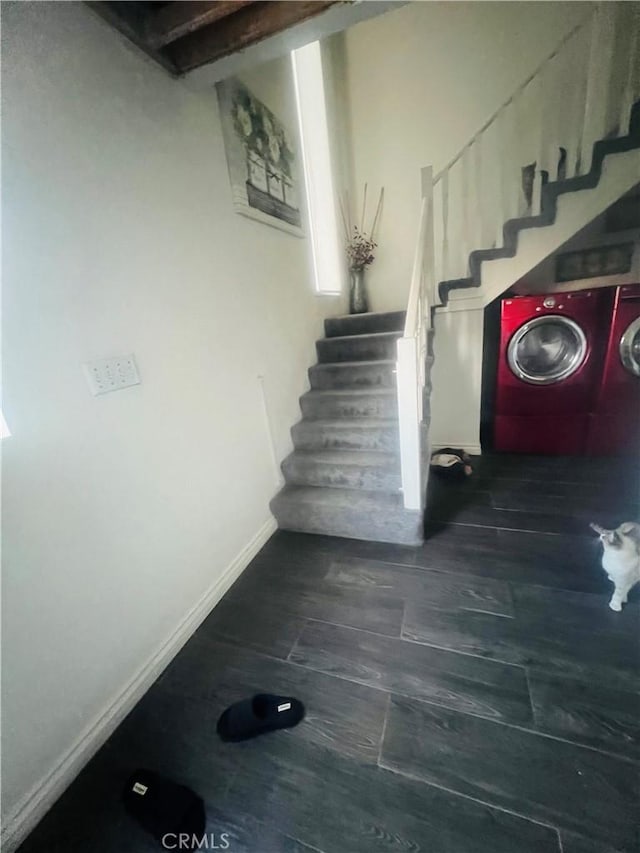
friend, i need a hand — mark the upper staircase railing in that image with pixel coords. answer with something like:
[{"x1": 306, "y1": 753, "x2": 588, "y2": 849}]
[
  {"x1": 397, "y1": 2, "x2": 640, "y2": 511},
  {"x1": 430, "y1": 2, "x2": 640, "y2": 291}
]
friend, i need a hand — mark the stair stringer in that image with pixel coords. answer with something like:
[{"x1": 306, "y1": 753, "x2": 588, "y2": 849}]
[
  {"x1": 441, "y1": 145, "x2": 640, "y2": 313},
  {"x1": 425, "y1": 126, "x2": 640, "y2": 454}
]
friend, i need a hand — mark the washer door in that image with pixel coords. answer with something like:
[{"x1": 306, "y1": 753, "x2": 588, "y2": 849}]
[
  {"x1": 620, "y1": 317, "x2": 640, "y2": 377},
  {"x1": 507, "y1": 316, "x2": 588, "y2": 385}
]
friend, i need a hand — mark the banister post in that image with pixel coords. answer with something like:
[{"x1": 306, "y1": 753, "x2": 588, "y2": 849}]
[
  {"x1": 421, "y1": 166, "x2": 435, "y2": 318},
  {"x1": 397, "y1": 165, "x2": 435, "y2": 512}
]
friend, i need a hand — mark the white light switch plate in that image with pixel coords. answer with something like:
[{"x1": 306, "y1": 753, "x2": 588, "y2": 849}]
[{"x1": 83, "y1": 354, "x2": 141, "y2": 396}]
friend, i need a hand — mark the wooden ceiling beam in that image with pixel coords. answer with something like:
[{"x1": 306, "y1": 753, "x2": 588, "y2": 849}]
[
  {"x1": 87, "y1": 1, "x2": 179, "y2": 73},
  {"x1": 145, "y1": 1, "x2": 257, "y2": 50},
  {"x1": 166, "y1": 0, "x2": 340, "y2": 73}
]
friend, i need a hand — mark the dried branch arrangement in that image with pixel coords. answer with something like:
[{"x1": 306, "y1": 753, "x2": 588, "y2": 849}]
[{"x1": 339, "y1": 184, "x2": 384, "y2": 270}]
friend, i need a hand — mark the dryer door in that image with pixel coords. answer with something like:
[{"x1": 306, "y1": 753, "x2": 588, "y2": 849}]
[
  {"x1": 620, "y1": 317, "x2": 640, "y2": 377},
  {"x1": 507, "y1": 316, "x2": 587, "y2": 385}
]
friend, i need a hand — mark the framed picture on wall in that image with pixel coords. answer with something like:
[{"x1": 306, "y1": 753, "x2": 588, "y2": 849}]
[
  {"x1": 216, "y1": 77, "x2": 304, "y2": 237},
  {"x1": 555, "y1": 243, "x2": 634, "y2": 282}
]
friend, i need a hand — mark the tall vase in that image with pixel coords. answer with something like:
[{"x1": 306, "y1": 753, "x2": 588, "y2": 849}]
[{"x1": 349, "y1": 267, "x2": 369, "y2": 314}]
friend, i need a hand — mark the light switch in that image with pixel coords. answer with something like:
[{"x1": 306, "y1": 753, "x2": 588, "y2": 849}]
[{"x1": 83, "y1": 354, "x2": 140, "y2": 396}]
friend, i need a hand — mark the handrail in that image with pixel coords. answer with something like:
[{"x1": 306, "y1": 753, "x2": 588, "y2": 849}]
[{"x1": 433, "y1": 14, "x2": 593, "y2": 186}]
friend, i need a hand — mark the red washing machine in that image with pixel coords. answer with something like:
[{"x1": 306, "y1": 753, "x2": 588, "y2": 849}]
[
  {"x1": 494, "y1": 289, "x2": 612, "y2": 455},
  {"x1": 587, "y1": 284, "x2": 640, "y2": 455}
]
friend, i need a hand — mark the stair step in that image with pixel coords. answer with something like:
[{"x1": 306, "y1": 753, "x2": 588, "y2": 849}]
[
  {"x1": 324, "y1": 311, "x2": 406, "y2": 338},
  {"x1": 282, "y1": 450, "x2": 401, "y2": 491},
  {"x1": 309, "y1": 359, "x2": 396, "y2": 390},
  {"x1": 300, "y1": 388, "x2": 398, "y2": 420},
  {"x1": 270, "y1": 485, "x2": 422, "y2": 545},
  {"x1": 316, "y1": 331, "x2": 401, "y2": 364},
  {"x1": 291, "y1": 418, "x2": 399, "y2": 452}
]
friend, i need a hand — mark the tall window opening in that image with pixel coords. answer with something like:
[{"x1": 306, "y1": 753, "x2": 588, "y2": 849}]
[{"x1": 292, "y1": 42, "x2": 343, "y2": 295}]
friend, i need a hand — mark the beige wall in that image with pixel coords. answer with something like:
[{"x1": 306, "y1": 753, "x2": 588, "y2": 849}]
[
  {"x1": 1, "y1": 1, "x2": 345, "y2": 841},
  {"x1": 339, "y1": 0, "x2": 593, "y2": 312}
]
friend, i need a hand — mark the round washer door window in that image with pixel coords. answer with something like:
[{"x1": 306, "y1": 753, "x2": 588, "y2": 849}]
[
  {"x1": 507, "y1": 316, "x2": 588, "y2": 385},
  {"x1": 620, "y1": 317, "x2": 640, "y2": 377}
]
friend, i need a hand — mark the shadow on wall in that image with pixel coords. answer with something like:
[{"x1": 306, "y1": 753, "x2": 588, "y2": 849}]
[{"x1": 424, "y1": 472, "x2": 484, "y2": 538}]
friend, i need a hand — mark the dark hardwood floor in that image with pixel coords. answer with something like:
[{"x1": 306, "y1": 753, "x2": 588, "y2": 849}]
[{"x1": 18, "y1": 455, "x2": 640, "y2": 853}]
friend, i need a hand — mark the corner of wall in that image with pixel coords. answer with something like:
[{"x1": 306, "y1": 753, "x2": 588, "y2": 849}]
[{"x1": 0, "y1": 517, "x2": 276, "y2": 853}]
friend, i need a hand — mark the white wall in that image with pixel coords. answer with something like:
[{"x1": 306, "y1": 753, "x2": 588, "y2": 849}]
[
  {"x1": 0, "y1": 1, "x2": 345, "y2": 842},
  {"x1": 340, "y1": 0, "x2": 593, "y2": 313},
  {"x1": 429, "y1": 307, "x2": 485, "y2": 455}
]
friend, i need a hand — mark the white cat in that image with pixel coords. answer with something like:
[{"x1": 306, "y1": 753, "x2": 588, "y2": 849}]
[{"x1": 591, "y1": 522, "x2": 640, "y2": 611}]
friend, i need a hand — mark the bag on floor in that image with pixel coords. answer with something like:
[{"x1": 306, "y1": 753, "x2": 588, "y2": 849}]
[
  {"x1": 430, "y1": 447, "x2": 473, "y2": 481},
  {"x1": 122, "y1": 768, "x2": 205, "y2": 846}
]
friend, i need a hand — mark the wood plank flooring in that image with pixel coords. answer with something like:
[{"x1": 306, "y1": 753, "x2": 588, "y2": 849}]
[
  {"x1": 18, "y1": 454, "x2": 640, "y2": 853},
  {"x1": 381, "y1": 696, "x2": 638, "y2": 849}
]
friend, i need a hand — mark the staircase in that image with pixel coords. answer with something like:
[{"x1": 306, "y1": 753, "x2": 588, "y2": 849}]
[
  {"x1": 271, "y1": 4, "x2": 639, "y2": 547},
  {"x1": 426, "y1": 100, "x2": 640, "y2": 454},
  {"x1": 270, "y1": 311, "x2": 424, "y2": 545},
  {"x1": 438, "y1": 102, "x2": 640, "y2": 310}
]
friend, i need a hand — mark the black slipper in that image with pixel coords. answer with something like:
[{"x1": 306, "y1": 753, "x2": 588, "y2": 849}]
[
  {"x1": 216, "y1": 693, "x2": 305, "y2": 742},
  {"x1": 122, "y1": 769, "x2": 205, "y2": 844}
]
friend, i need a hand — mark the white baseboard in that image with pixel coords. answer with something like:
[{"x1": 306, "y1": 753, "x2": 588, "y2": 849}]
[{"x1": 0, "y1": 516, "x2": 278, "y2": 853}]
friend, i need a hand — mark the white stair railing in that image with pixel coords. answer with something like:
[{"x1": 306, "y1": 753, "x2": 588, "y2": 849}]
[
  {"x1": 430, "y1": 2, "x2": 640, "y2": 291},
  {"x1": 396, "y1": 166, "x2": 435, "y2": 510},
  {"x1": 397, "y1": 2, "x2": 640, "y2": 510}
]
